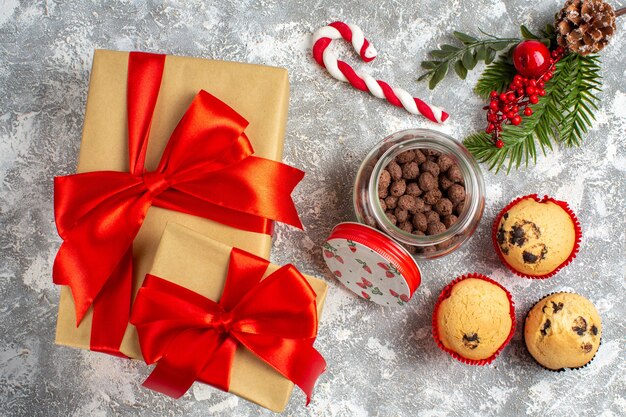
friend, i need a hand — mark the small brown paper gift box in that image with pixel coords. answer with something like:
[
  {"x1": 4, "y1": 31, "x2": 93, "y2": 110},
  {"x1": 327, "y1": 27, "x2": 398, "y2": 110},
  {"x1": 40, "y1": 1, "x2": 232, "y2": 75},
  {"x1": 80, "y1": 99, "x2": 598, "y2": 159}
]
[
  {"x1": 145, "y1": 223, "x2": 328, "y2": 412},
  {"x1": 56, "y1": 50, "x2": 291, "y2": 357}
]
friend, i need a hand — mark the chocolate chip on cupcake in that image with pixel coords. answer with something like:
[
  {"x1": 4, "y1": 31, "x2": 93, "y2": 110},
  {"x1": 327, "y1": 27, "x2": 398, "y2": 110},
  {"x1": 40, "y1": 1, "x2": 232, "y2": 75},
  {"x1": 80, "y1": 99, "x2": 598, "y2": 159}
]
[
  {"x1": 493, "y1": 195, "x2": 581, "y2": 278},
  {"x1": 433, "y1": 274, "x2": 515, "y2": 364},
  {"x1": 524, "y1": 293, "x2": 602, "y2": 370}
]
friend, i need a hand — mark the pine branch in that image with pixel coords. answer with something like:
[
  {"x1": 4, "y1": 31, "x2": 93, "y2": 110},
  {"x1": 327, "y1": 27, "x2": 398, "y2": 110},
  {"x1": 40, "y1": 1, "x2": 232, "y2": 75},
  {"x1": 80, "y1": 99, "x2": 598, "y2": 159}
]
[
  {"x1": 462, "y1": 58, "x2": 561, "y2": 173},
  {"x1": 462, "y1": 53, "x2": 602, "y2": 173},
  {"x1": 474, "y1": 58, "x2": 517, "y2": 99},
  {"x1": 497, "y1": 90, "x2": 559, "y2": 172},
  {"x1": 464, "y1": 132, "x2": 509, "y2": 172},
  {"x1": 486, "y1": 81, "x2": 560, "y2": 173},
  {"x1": 558, "y1": 54, "x2": 602, "y2": 147}
]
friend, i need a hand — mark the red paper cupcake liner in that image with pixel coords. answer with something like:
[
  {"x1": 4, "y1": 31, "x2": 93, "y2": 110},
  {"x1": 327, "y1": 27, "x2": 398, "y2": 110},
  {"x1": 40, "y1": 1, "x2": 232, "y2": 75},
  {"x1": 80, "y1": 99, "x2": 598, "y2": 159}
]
[
  {"x1": 523, "y1": 292, "x2": 601, "y2": 372},
  {"x1": 492, "y1": 194, "x2": 582, "y2": 279},
  {"x1": 432, "y1": 273, "x2": 516, "y2": 366}
]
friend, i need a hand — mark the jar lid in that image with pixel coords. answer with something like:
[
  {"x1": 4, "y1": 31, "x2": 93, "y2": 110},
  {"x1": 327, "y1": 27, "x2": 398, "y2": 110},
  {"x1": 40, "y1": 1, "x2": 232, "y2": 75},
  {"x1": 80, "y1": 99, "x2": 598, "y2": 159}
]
[{"x1": 323, "y1": 222, "x2": 422, "y2": 307}]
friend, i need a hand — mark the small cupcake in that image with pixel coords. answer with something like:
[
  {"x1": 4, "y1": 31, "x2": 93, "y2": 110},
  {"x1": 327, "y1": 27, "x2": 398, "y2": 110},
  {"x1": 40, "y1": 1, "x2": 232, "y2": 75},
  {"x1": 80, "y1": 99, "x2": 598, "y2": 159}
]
[
  {"x1": 493, "y1": 194, "x2": 581, "y2": 278},
  {"x1": 524, "y1": 292, "x2": 602, "y2": 371},
  {"x1": 433, "y1": 274, "x2": 515, "y2": 365}
]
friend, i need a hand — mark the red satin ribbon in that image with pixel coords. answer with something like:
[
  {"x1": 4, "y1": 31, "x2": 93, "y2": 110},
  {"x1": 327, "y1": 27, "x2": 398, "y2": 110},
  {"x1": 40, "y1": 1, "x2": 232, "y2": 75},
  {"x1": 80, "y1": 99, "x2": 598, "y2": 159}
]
[
  {"x1": 53, "y1": 52, "x2": 304, "y2": 356},
  {"x1": 130, "y1": 248, "x2": 326, "y2": 403}
]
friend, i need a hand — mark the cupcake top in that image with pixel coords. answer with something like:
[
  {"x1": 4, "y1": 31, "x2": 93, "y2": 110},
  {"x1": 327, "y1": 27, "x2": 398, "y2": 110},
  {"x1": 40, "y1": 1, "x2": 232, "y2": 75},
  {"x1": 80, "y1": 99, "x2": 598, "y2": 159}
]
[
  {"x1": 525, "y1": 293, "x2": 602, "y2": 370},
  {"x1": 435, "y1": 277, "x2": 513, "y2": 361},
  {"x1": 495, "y1": 197, "x2": 577, "y2": 277}
]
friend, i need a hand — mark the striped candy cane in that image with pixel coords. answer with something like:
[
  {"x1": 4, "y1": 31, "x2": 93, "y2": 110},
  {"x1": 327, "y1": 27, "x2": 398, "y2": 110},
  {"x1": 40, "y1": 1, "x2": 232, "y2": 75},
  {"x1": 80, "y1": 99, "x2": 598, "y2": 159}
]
[{"x1": 312, "y1": 21, "x2": 449, "y2": 124}]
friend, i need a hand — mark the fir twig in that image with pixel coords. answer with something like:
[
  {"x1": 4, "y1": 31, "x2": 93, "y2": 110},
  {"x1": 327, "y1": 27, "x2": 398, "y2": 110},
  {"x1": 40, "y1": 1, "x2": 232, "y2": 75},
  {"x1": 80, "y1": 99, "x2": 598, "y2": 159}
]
[
  {"x1": 463, "y1": 53, "x2": 602, "y2": 173},
  {"x1": 474, "y1": 57, "x2": 517, "y2": 99},
  {"x1": 465, "y1": 80, "x2": 559, "y2": 173},
  {"x1": 558, "y1": 54, "x2": 601, "y2": 147},
  {"x1": 464, "y1": 132, "x2": 507, "y2": 172}
]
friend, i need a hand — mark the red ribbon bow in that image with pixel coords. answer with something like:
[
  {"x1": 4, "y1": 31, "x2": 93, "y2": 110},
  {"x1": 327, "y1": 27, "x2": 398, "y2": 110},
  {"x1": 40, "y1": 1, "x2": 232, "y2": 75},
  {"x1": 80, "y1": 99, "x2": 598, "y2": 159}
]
[
  {"x1": 53, "y1": 52, "x2": 304, "y2": 355},
  {"x1": 130, "y1": 248, "x2": 326, "y2": 403}
]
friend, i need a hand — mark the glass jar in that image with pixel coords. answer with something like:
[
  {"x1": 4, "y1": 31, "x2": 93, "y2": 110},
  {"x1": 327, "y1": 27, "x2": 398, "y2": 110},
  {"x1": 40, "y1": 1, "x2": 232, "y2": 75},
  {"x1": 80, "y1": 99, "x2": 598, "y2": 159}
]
[{"x1": 353, "y1": 129, "x2": 485, "y2": 260}]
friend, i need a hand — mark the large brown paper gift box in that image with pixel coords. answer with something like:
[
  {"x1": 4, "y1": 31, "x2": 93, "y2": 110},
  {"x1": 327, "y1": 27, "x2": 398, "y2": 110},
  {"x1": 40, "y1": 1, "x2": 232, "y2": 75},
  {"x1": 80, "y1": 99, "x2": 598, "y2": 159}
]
[
  {"x1": 56, "y1": 50, "x2": 291, "y2": 358},
  {"x1": 145, "y1": 223, "x2": 328, "y2": 412}
]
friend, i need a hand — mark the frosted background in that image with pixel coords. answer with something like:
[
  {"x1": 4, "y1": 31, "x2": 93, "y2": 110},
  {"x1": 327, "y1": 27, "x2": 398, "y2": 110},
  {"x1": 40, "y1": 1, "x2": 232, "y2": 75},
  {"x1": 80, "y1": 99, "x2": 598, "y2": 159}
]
[{"x1": 1, "y1": 1, "x2": 624, "y2": 416}]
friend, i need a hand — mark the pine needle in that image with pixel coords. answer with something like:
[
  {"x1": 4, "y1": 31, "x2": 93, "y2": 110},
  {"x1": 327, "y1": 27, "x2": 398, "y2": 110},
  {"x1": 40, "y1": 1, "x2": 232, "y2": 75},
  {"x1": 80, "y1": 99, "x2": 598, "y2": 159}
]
[
  {"x1": 474, "y1": 57, "x2": 517, "y2": 99},
  {"x1": 558, "y1": 55, "x2": 601, "y2": 147}
]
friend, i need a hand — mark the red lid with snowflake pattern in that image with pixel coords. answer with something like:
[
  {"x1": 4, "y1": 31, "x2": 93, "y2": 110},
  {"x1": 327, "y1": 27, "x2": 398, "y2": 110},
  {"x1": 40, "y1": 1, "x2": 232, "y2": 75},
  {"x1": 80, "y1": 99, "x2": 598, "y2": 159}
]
[{"x1": 323, "y1": 222, "x2": 421, "y2": 307}]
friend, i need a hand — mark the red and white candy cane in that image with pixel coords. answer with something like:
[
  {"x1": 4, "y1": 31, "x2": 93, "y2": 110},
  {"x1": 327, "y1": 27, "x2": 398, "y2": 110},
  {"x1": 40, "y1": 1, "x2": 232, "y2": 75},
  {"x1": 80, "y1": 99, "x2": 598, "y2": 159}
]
[{"x1": 312, "y1": 21, "x2": 449, "y2": 124}]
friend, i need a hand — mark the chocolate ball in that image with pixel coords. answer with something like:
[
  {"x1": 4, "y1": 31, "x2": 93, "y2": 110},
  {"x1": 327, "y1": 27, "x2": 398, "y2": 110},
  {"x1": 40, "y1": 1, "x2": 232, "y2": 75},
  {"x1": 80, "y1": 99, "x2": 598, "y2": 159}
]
[
  {"x1": 448, "y1": 184, "x2": 466, "y2": 204},
  {"x1": 418, "y1": 172, "x2": 437, "y2": 192},
  {"x1": 401, "y1": 161, "x2": 420, "y2": 180},
  {"x1": 412, "y1": 229, "x2": 425, "y2": 236},
  {"x1": 423, "y1": 189, "x2": 442, "y2": 205},
  {"x1": 410, "y1": 197, "x2": 426, "y2": 214},
  {"x1": 414, "y1": 149, "x2": 427, "y2": 164},
  {"x1": 398, "y1": 220, "x2": 413, "y2": 233},
  {"x1": 427, "y1": 221, "x2": 446, "y2": 236},
  {"x1": 434, "y1": 198, "x2": 453, "y2": 216},
  {"x1": 397, "y1": 195, "x2": 416, "y2": 211},
  {"x1": 379, "y1": 169, "x2": 391, "y2": 188},
  {"x1": 406, "y1": 182, "x2": 422, "y2": 197},
  {"x1": 390, "y1": 179, "x2": 406, "y2": 197},
  {"x1": 453, "y1": 201, "x2": 465, "y2": 216},
  {"x1": 378, "y1": 185, "x2": 389, "y2": 198},
  {"x1": 423, "y1": 149, "x2": 441, "y2": 158},
  {"x1": 387, "y1": 160, "x2": 403, "y2": 180},
  {"x1": 438, "y1": 155, "x2": 454, "y2": 173},
  {"x1": 425, "y1": 210, "x2": 440, "y2": 224},
  {"x1": 443, "y1": 214, "x2": 458, "y2": 228},
  {"x1": 421, "y1": 245, "x2": 437, "y2": 254},
  {"x1": 396, "y1": 150, "x2": 415, "y2": 164},
  {"x1": 384, "y1": 195, "x2": 398, "y2": 210},
  {"x1": 447, "y1": 165, "x2": 463, "y2": 183},
  {"x1": 394, "y1": 207, "x2": 409, "y2": 223},
  {"x1": 412, "y1": 212, "x2": 428, "y2": 232},
  {"x1": 379, "y1": 198, "x2": 387, "y2": 211},
  {"x1": 400, "y1": 242, "x2": 417, "y2": 254},
  {"x1": 420, "y1": 160, "x2": 440, "y2": 178},
  {"x1": 385, "y1": 211, "x2": 397, "y2": 225},
  {"x1": 436, "y1": 239, "x2": 454, "y2": 250},
  {"x1": 439, "y1": 175, "x2": 454, "y2": 191}
]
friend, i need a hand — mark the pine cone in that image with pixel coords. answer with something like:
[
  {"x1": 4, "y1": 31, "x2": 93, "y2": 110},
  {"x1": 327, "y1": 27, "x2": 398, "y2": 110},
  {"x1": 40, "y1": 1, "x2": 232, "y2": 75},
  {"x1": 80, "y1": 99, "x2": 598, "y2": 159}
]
[{"x1": 555, "y1": 0, "x2": 616, "y2": 55}]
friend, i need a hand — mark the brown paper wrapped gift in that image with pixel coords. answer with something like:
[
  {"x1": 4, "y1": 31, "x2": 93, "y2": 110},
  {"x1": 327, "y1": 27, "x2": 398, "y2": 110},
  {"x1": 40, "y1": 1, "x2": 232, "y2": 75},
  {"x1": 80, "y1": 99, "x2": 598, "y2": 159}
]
[
  {"x1": 141, "y1": 223, "x2": 328, "y2": 412},
  {"x1": 56, "y1": 50, "x2": 291, "y2": 357}
]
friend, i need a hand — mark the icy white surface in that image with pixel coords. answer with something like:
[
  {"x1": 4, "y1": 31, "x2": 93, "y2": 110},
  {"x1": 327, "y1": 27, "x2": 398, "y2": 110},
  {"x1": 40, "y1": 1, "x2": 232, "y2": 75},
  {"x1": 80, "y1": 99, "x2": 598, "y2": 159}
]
[{"x1": 1, "y1": 1, "x2": 624, "y2": 416}]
